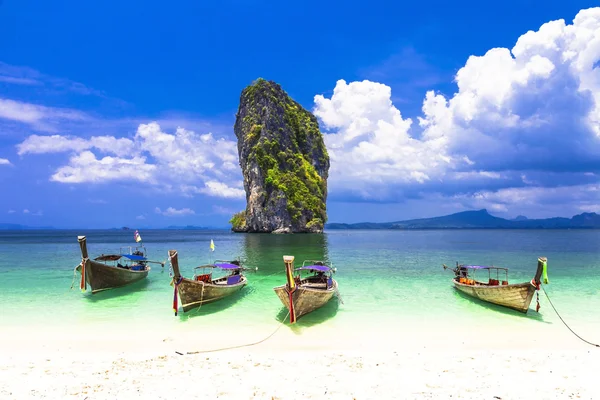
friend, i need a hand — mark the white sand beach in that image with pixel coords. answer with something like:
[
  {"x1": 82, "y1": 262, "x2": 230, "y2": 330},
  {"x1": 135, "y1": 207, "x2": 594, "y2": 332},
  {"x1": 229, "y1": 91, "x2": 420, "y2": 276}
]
[{"x1": 1, "y1": 317, "x2": 598, "y2": 400}]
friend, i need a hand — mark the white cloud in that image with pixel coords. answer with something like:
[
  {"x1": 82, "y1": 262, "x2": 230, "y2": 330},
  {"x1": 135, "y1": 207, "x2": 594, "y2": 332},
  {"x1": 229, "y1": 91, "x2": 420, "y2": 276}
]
[
  {"x1": 314, "y1": 79, "x2": 459, "y2": 197},
  {"x1": 7, "y1": 209, "x2": 15, "y2": 214},
  {"x1": 88, "y1": 199, "x2": 108, "y2": 204},
  {"x1": 17, "y1": 134, "x2": 134, "y2": 157},
  {"x1": 417, "y1": 9, "x2": 600, "y2": 169},
  {"x1": 196, "y1": 181, "x2": 245, "y2": 199},
  {"x1": 18, "y1": 122, "x2": 243, "y2": 198},
  {"x1": 155, "y1": 207, "x2": 195, "y2": 216},
  {"x1": 313, "y1": 7, "x2": 600, "y2": 213},
  {"x1": 0, "y1": 75, "x2": 40, "y2": 85},
  {"x1": 136, "y1": 215, "x2": 146, "y2": 220},
  {"x1": 449, "y1": 183, "x2": 600, "y2": 218},
  {"x1": 23, "y1": 209, "x2": 29, "y2": 214},
  {"x1": 51, "y1": 151, "x2": 156, "y2": 184},
  {"x1": 0, "y1": 98, "x2": 87, "y2": 131},
  {"x1": 0, "y1": 158, "x2": 11, "y2": 165}
]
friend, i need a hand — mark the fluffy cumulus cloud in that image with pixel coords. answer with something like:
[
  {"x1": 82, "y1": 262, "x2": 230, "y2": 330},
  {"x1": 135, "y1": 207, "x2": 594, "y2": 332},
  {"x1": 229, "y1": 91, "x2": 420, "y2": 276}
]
[
  {"x1": 0, "y1": 158, "x2": 11, "y2": 165},
  {"x1": 50, "y1": 151, "x2": 157, "y2": 184},
  {"x1": 17, "y1": 122, "x2": 244, "y2": 199},
  {"x1": 314, "y1": 7, "x2": 600, "y2": 216},
  {"x1": 314, "y1": 80, "x2": 456, "y2": 196}
]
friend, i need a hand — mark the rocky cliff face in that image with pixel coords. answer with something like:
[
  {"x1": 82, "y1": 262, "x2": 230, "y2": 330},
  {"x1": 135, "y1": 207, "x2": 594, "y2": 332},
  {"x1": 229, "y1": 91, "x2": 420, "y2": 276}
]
[{"x1": 230, "y1": 78, "x2": 330, "y2": 233}]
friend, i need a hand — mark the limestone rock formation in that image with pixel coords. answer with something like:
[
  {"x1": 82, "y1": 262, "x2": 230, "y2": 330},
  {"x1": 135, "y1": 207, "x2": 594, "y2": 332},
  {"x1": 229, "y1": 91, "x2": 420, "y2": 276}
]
[{"x1": 230, "y1": 78, "x2": 330, "y2": 233}]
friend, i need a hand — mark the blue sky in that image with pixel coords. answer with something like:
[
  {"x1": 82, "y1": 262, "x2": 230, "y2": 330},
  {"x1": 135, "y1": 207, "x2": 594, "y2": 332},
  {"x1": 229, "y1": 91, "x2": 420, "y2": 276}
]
[{"x1": 1, "y1": 0, "x2": 600, "y2": 228}]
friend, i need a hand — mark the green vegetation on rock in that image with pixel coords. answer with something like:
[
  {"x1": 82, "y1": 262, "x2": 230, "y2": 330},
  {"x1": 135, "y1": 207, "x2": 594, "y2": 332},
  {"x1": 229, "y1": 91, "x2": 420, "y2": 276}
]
[{"x1": 229, "y1": 211, "x2": 247, "y2": 231}]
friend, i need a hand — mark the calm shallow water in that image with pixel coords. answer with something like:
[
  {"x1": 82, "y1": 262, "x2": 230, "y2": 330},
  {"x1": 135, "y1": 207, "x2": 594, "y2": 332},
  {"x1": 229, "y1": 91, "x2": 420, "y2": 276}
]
[{"x1": 1, "y1": 229, "x2": 599, "y2": 335}]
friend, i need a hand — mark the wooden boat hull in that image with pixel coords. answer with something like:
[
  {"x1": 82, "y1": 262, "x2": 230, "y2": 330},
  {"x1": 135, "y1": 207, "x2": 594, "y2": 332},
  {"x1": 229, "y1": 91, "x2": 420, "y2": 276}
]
[
  {"x1": 175, "y1": 276, "x2": 248, "y2": 312},
  {"x1": 453, "y1": 280, "x2": 536, "y2": 313},
  {"x1": 78, "y1": 260, "x2": 149, "y2": 294},
  {"x1": 273, "y1": 279, "x2": 337, "y2": 321}
]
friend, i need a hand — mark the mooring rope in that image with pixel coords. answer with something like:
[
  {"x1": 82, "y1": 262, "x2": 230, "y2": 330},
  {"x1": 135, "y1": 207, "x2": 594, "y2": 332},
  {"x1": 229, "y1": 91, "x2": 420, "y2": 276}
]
[
  {"x1": 186, "y1": 282, "x2": 206, "y2": 318},
  {"x1": 176, "y1": 311, "x2": 290, "y2": 355},
  {"x1": 69, "y1": 265, "x2": 80, "y2": 290},
  {"x1": 541, "y1": 286, "x2": 599, "y2": 348},
  {"x1": 334, "y1": 285, "x2": 344, "y2": 305}
]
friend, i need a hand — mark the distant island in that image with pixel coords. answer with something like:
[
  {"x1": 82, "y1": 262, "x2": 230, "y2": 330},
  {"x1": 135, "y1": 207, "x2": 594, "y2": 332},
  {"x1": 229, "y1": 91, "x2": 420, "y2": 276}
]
[
  {"x1": 325, "y1": 209, "x2": 600, "y2": 230},
  {"x1": 163, "y1": 225, "x2": 211, "y2": 230}
]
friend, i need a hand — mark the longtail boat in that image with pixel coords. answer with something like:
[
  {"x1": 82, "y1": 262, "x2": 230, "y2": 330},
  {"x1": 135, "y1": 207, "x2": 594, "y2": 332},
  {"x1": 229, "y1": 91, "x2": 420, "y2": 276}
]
[
  {"x1": 168, "y1": 249, "x2": 249, "y2": 315},
  {"x1": 273, "y1": 255, "x2": 339, "y2": 323},
  {"x1": 442, "y1": 257, "x2": 549, "y2": 313},
  {"x1": 76, "y1": 235, "x2": 165, "y2": 294}
]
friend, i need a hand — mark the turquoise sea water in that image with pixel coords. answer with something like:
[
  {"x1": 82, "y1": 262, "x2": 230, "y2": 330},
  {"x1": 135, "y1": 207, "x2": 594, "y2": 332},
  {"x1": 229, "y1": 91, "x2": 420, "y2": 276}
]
[{"x1": 1, "y1": 229, "x2": 599, "y2": 339}]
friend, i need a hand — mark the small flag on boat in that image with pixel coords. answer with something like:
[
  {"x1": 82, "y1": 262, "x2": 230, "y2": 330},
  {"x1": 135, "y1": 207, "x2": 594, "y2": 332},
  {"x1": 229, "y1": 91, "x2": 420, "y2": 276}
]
[
  {"x1": 134, "y1": 230, "x2": 142, "y2": 243},
  {"x1": 210, "y1": 239, "x2": 215, "y2": 252}
]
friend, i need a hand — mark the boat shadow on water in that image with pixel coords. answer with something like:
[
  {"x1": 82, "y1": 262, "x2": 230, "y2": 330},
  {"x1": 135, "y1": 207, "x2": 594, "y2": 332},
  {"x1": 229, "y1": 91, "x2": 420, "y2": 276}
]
[
  {"x1": 452, "y1": 289, "x2": 550, "y2": 323},
  {"x1": 275, "y1": 298, "x2": 340, "y2": 332},
  {"x1": 84, "y1": 279, "x2": 150, "y2": 302},
  {"x1": 177, "y1": 287, "x2": 251, "y2": 320}
]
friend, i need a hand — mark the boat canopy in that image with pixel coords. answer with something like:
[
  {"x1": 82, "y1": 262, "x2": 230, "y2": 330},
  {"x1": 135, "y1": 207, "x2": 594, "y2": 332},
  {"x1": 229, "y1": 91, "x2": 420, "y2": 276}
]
[
  {"x1": 462, "y1": 265, "x2": 508, "y2": 271},
  {"x1": 93, "y1": 254, "x2": 147, "y2": 262},
  {"x1": 195, "y1": 262, "x2": 242, "y2": 270},
  {"x1": 296, "y1": 265, "x2": 332, "y2": 272},
  {"x1": 213, "y1": 262, "x2": 243, "y2": 270},
  {"x1": 94, "y1": 254, "x2": 122, "y2": 261},
  {"x1": 122, "y1": 254, "x2": 147, "y2": 261}
]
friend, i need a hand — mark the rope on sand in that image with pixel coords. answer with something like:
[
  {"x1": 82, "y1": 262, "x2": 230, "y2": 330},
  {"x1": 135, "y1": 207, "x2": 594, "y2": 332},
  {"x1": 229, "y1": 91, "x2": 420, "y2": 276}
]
[
  {"x1": 176, "y1": 311, "x2": 290, "y2": 355},
  {"x1": 541, "y1": 286, "x2": 599, "y2": 348}
]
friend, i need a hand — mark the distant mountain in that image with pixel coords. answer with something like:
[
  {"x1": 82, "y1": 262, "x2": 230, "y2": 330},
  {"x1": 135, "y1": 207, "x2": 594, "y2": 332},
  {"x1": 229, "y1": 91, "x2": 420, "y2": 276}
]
[
  {"x1": 325, "y1": 210, "x2": 600, "y2": 230},
  {"x1": 0, "y1": 223, "x2": 55, "y2": 230},
  {"x1": 513, "y1": 215, "x2": 528, "y2": 221},
  {"x1": 164, "y1": 225, "x2": 211, "y2": 230}
]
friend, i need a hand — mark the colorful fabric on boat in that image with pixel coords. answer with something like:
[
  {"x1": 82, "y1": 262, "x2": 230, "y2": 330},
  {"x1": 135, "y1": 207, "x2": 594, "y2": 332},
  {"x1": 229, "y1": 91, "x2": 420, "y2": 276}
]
[
  {"x1": 173, "y1": 276, "x2": 183, "y2": 316},
  {"x1": 134, "y1": 230, "x2": 142, "y2": 243},
  {"x1": 80, "y1": 259, "x2": 87, "y2": 292},
  {"x1": 541, "y1": 259, "x2": 549, "y2": 284}
]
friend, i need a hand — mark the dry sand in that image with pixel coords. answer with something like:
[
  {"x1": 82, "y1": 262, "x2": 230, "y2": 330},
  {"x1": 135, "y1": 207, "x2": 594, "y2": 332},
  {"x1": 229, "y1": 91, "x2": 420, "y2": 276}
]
[{"x1": 1, "y1": 319, "x2": 598, "y2": 399}]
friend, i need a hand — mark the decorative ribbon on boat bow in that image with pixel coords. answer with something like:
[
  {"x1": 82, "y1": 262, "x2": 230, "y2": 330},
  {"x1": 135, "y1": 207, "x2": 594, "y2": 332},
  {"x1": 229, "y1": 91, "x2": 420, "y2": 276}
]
[
  {"x1": 530, "y1": 278, "x2": 540, "y2": 290},
  {"x1": 540, "y1": 258, "x2": 549, "y2": 284},
  {"x1": 80, "y1": 258, "x2": 88, "y2": 292},
  {"x1": 173, "y1": 276, "x2": 183, "y2": 316}
]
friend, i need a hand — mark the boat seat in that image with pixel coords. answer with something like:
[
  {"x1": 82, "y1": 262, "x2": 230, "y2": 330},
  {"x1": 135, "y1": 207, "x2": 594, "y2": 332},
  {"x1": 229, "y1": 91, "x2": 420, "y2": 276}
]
[{"x1": 195, "y1": 273, "x2": 212, "y2": 283}]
